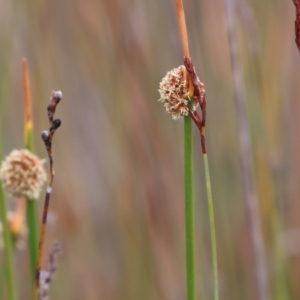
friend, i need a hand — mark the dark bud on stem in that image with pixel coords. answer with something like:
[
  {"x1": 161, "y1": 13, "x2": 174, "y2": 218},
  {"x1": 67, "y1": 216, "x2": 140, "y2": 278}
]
[
  {"x1": 41, "y1": 131, "x2": 50, "y2": 142},
  {"x1": 47, "y1": 104, "x2": 52, "y2": 112},
  {"x1": 41, "y1": 130, "x2": 51, "y2": 149},
  {"x1": 51, "y1": 119, "x2": 61, "y2": 131}
]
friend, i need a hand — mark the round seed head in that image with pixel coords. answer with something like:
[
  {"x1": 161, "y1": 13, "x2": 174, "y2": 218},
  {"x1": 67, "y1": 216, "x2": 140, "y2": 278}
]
[
  {"x1": 0, "y1": 149, "x2": 47, "y2": 199},
  {"x1": 158, "y1": 65, "x2": 199, "y2": 120}
]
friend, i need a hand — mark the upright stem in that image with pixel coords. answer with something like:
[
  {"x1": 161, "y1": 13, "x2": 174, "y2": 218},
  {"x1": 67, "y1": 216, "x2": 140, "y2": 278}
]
[
  {"x1": 0, "y1": 184, "x2": 17, "y2": 300},
  {"x1": 23, "y1": 59, "x2": 39, "y2": 281},
  {"x1": 225, "y1": 1, "x2": 270, "y2": 299},
  {"x1": 27, "y1": 196, "x2": 39, "y2": 280},
  {"x1": 203, "y1": 153, "x2": 218, "y2": 300},
  {"x1": 34, "y1": 90, "x2": 62, "y2": 300},
  {"x1": 34, "y1": 190, "x2": 51, "y2": 300},
  {"x1": 25, "y1": 128, "x2": 39, "y2": 280},
  {"x1": 184, "y1": 112, "x2": 195, "y2": 300}
]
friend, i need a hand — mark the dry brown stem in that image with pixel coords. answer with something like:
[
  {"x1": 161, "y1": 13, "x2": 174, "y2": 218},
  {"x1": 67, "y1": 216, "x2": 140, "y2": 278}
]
[{"x1": 34, "y1": 91, "x2": 62, "y2": 300}]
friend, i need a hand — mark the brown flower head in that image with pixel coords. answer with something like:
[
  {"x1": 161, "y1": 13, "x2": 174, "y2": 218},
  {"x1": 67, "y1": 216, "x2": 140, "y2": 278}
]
[
  {"x1": 158, "y1": 65, "x2": 198, "y2": 120},
  {"x1": 0, "y1": 149, "x2": 47, "y2": 199}
]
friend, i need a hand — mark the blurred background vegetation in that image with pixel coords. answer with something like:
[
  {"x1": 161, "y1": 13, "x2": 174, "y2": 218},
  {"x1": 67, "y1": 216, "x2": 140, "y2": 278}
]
[{"x1": 0, "y1": 0, "x2": 299, "y2": 299}]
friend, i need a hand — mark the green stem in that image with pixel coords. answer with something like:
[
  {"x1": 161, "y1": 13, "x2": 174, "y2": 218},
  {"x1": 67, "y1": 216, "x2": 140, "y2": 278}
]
[
  {"x1": 0, "y1": 261, "x2": 6, "y2": 296},
  {"x1": 0, "y1": 238, "x2": 18, "y2": 297},
  {"x1": 203, "y1": 153, "x2": 219, "y2": 300},
  {"x1": 184, "y1": 113, "x2": 195, "y2": 300},
  {"x1": 26, "y1": 128, "x2": 39, "y2": 281},
  {"x1": 0, "y1": 184, "x2": 17, "y2": 300},
  {"x1": 27, "y1": 199, "x2": 39, "y2": 279}
]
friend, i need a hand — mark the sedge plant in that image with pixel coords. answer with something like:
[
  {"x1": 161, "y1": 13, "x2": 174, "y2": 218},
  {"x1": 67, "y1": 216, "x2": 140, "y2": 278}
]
[{"x1": 158, "y1": 1, "x2": 219, "y2": 299}]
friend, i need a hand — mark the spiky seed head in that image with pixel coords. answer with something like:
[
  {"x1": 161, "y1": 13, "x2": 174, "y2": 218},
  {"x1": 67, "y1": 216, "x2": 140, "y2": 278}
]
[
  {"x1": 158, "y1": 65, "x2": 199, "y2": 120},
  {"x1": 0, "y1": 149, "x2": 47, "y2": 199}
]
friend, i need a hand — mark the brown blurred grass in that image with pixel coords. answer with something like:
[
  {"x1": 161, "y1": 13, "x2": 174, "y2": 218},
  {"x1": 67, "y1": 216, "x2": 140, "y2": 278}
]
[{"x1": 0, "y1": 0, "x2": 300, "y2": 299}]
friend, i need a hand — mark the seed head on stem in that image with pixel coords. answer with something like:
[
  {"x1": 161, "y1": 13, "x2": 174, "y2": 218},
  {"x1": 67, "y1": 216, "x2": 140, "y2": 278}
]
[
  {"x1": 158, "y1": 65, "x2": 199, "y2": 119},
  {"x1": 0, "y1": 149, "x2": 47, "y2": 199}
]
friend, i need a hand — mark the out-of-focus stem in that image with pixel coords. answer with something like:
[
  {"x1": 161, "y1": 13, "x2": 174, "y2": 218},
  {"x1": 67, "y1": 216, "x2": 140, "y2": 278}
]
[
  {"x1": 23, "y1": 59, "x2": 39, "y2": 281},
  {"x1": 0, "y1": 183, "x2": 17, "y2": 300},
  {"x1": 224, "y1": 1, "x2": 270, "y2": 299},
  {"x1": 203, "y1": 153, "x2": 218, "y2": 300}
]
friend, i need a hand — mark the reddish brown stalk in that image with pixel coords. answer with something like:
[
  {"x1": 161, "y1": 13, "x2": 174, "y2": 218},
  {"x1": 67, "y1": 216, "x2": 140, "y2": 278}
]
[
  {"x1": 34, "y1": 192, "x2": 50, "y2": 299},
  {"x1": 293, "y1": 0, "x2": 300, "y2": 52},
  {"x1": 189, "y1": 110, "x2": 206, "y2": 154},
  {"x1": 34, "y1": 91, "x2": 62, "y2": 300},
  {"x1": 184, "y1": 57, "x2": 207, "y2": 154}
]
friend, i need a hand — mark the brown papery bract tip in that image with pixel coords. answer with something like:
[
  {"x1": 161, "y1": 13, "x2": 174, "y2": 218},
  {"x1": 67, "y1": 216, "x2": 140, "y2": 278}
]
[{"x1": 175, "y1": 0, "x2": 190, "y2": 58}]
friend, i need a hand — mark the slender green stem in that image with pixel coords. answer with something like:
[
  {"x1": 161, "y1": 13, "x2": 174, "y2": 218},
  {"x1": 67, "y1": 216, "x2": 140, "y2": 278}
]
[
  {"x1": 0, "y1": 237, "x2": 18, "y2": 297},
  {"x1": 184, "y1": 112, "x2": 195, "y2": 300},
  {"x1": 203, "y1": 153, "x2": 219, "y2": 300},
  {"x1": 25, "y1": 128, "x2": 39, "y2": 280},
  {"x1": 0, "y1": 262, "x2": 6, "y2": 296},
  {"x1": 27, "y1": 199, "x2": 39, "y2": 279},
  {"x1": 0, "y1": 184, "x2": 17, "y2": 300}
]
